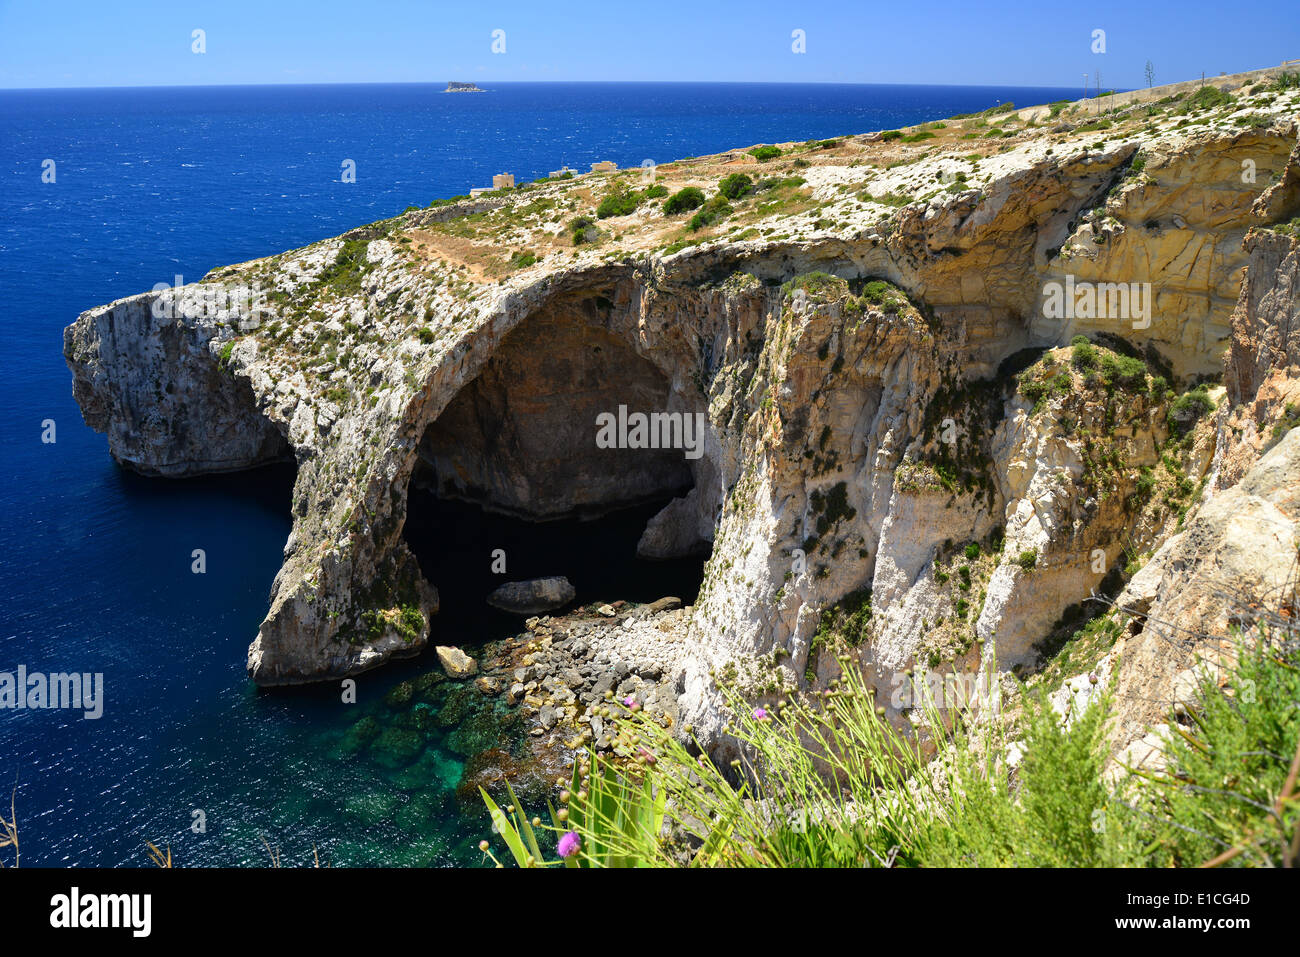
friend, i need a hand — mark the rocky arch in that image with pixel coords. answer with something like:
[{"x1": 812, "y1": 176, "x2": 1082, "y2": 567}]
[{"x1": 413, "y1": 292, "x2": 699, "y2": 523}]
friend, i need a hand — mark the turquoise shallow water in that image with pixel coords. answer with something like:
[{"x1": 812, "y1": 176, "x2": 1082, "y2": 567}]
[{"x1": 0, "y1": 80, "x2": 1084, "y2": 866}]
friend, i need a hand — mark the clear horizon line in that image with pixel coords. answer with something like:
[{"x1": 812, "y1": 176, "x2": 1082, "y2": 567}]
[{"x1": 0, "y1": 77, "x2": 1123, "y2": 94}]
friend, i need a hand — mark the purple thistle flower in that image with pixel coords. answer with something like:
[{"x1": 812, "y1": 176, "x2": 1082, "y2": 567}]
[
  {"x1": 557, "y1": 831, "x2": 581, "y2": 859},
  {"x1": 623, "y1": 695, "x2": 636, "y2": 707},
  {"x1": 753, "y1": 707, "x2": 769, "y2": 720}
]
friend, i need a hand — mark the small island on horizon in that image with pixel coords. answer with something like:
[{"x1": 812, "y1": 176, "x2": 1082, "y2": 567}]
[{"x1": 445, "y1": 81, "x2": 485, "y2": 92}]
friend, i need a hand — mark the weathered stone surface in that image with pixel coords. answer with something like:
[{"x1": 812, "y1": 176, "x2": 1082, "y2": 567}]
[
  {"x1": 1109, "y1": 428, "x2": 1300, "y2": 752},
  {"x1": 486, "y1": 577, "x2": 576, "y2": 615},
  {"x1": 435, "y1": 645, "x2": 479, "y2": 679},
  {"x1": 1216, "y1": 230, "x2": 1300, "y2": 488},
  {"x1": 637, "y1": 489, "x2": 712, "y2": 558},
  {"x1": 62, "y1": 288, "x2": 292, "y2": 477}
]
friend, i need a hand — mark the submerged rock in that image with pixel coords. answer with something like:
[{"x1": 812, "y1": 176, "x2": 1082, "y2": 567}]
[
  {"x1": 445, "y1": 705, "x2": 519, "y2": 757},
  {"x1": 368, "y1": 727, "x2": 425, "y2": 770},
  {"x1": 394, "y1": 794, "x2": 438, "y2": 832},
  {"x1": 343, "y1": 790, "x2": 400, "y2": 827},
  {"x1": 385, "y1": 680, "x2": 415, "y2": 709},
  {"x1": 486, "y1": 577, "x2": 576, "y2": 615},
  {"x1": 431, "y1": 684, "x2": 477, "y2": 728},
  {"x1": 332, "y1": 714, "x2": 381, "y2": 758},
  {"x1": 391, "y1": 747, "x2": 463, "y2": 792},
  {"x1": 456, "y1": 741, "x2": 572, "y2": 808}
]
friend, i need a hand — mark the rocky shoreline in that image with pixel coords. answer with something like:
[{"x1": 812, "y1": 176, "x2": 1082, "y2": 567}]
[{"x1": 373, "y1": 594, "x2": 691, "y2": 808}]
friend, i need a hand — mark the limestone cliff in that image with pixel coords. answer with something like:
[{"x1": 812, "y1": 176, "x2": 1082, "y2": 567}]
[{"x1": 64, "y1": 70, "x2": 1300, "y2": 752}]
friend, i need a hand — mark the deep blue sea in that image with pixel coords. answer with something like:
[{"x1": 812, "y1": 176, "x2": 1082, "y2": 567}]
[{"x1": 1, "y1": 81, "x2": 1083, "y2": 866}]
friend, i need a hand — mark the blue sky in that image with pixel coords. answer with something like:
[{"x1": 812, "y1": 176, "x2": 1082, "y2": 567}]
[{"x1": 1, "y1": 0, "x2": 1295, "y2": 90}]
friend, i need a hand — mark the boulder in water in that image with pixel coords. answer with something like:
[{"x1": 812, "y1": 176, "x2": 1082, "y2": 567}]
[{"x1": 486, "y1": 576, "x2": 576, "y2": 614}]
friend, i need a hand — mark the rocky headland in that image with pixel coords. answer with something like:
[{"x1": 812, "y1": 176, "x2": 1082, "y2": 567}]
[{"x1": 65, "y1": 66, "x2": 1300, "y2": 767}]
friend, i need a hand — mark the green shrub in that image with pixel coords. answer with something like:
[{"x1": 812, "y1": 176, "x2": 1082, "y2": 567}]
[
  {"x1": 1167, "y1": 386, "x2": 1215, "y2": 436},
  {"x1": 1016, "y1": 549, "x2": 1039, "y2": 571},
  {"x1": 1134, "y1": 466, "x2": 1156, "y2": 499},
  {"x1": 1070, "y1": 337, "x2": 1098, "y2": 371},
  {"x1": 1184, "y1": 85, "x2": 1234, "y2": 111},
  {"x1": 642, "y1": 183, "x2": 668, "y2": 199},
  {"x1": 912, "y1": 689, "x2": 1115, "y2": 867},
  {"x1": 749, "y1": 145, "x2": 782, "y2": 161},
  {"x1": 964, "y1": 542, "x2": 981, "y2": 561},
  {"x1": 880, "y1": 130, "x2": 903, "y2": 141},
  {"x1": 1018, "y1": 371, "x2": 1049, "y2": 406},
  {"x1": 860, "y1": 280, "x2": 890, "y2": 303},
  {"x1": 314, "y1": 238, "x2": 370, "y2": 296},
  {"x1": 1098, "y1": 352, "x2": 1147, "y2": 390},
  {"x1": 687, "y1": 196, "x2": 732, "y2": 231},
  {"x1": 782, "y1": 271, "x2": 846, "y2": 304},
  {"x1": 1269, "y1": 216, "x2": 1300, "y2": 238},
  {"x1": 426, "y1": 193, "x2": 471, "y2": 208},
  {"x1": 1126, "y1": 628, "x2": 1300, "y2": 866},
  {"x1": 861, "y1": 191, "x2": 913, "y2": 207},
  {"x1": 807, "y1": 587, "x2": 873, "y2": 680},
  {"x1": 595, "y1": 186, "x2": 639, "y2": 219},
  {"x1": 755, "y1": 175, "x2": 806, "y2": 192},
  {"x1": 569, "y1": 215, "x2": 599, "y2": 245},
  {"x1": 855, "y1": 279, "x2": 908, "y2": 313},
  {"x1": 1271, "y1": 71, "x2": 1300, "y2": 91},
  {"x1": 662, "y1": 187, "x2": 705, "y2": 215},
  {"x1": 508, "y1": 250, "x2": 537, "y2": 269},
  {"x1": 1269, "y1": 403, "x2": 1300, "y2": 446},
  {"x1": 717, "y1": 173, "x2": 755, "y2": 200}
]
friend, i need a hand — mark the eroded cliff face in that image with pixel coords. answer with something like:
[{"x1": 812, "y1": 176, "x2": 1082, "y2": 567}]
[
  {"x1": 63, "y1": 288, "x2": 292, "y2": 476},
  {"x1": 64, "y1": 76, "x2": 1300, "y2": 755}
]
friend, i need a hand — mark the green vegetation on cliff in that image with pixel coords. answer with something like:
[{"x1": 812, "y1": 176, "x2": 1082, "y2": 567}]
[{"x1": 483, "y1": 625, "x2": 1299, "y2": 868}]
